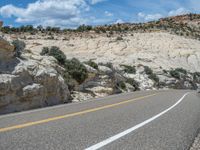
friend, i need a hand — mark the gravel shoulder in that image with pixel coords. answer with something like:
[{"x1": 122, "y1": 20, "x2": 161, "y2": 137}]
[{"x1": 190, "y1": 131, "x2": 200, "y2": 150}]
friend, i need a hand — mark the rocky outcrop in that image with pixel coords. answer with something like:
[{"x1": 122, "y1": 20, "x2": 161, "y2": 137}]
[
  {"x1": 72, "y1": 62, "x2": 200, "y2": 102},
  {"x1": 22, "y1": 32, "x2": 200, "y2": 72},
  {"x1": 0, "y1": 38, "x2": 70, "y2": 114}
]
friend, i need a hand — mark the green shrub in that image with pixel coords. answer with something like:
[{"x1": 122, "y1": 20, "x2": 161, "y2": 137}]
[
  {"x1": 116, "y1": 36, "x2": 123, "y2": 41},
  {"x1": 116, "y1": 81, "x2": 126, "y2": 90},
  {"x1": 65, "y1": 58, "x2": 88, "y2": 83},
  {"x1": 170, "y1": 70, "x2": 180, "y2": 79},
  {"x1": 40, "y1": 47, "x2": 49, "y2": 56},
  {"x1": 170, "y1": 68, "x2": 187, "y2": 79},
  {"x1": 63, "y1": 72, "x2": 77, "y2": 91},
  {"x1": 175, "y1": 68, "x2": 187, "y2": 74},
  {"x1": 193, "y1": 72, "x2": 200, "y2": 81},
  {"x1": 77, "y1": 25, "x2": 92, "y2": 32},
  {"x1": 85, "y1": 60, "x2": 98, "y2": 70},
  {"x1": 163, "y1": 69, "x2": 168, "y2": 74},
  {"x1": 48, "y1": 46, "x2": 66, "y2": 65},
  {"x1": 148, "y1": 73, "x2": 159, "y2": 82},
  {"x1": 105, "y1": 62, "x2": 113, "y2": 69},
  {"x1": 126, "y1": 78, "x2": 139, "y2": 90},
  {"x1": 121, "y1": 65, "x2": 136, "y2": 74},
  {"x1": 144, "y1": 66, "x2": 153, "y2": 75},
  {"x1": 12, "y1": 40, "x2": 26, "y2": 57},
  {"x1": 99, "y1": 62, "x2": 113, "y2": 69}
]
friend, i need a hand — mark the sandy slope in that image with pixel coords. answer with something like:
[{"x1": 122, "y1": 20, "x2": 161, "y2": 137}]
[{"x1": 14, "y1": 31, "x2": 200, "y2": 72}]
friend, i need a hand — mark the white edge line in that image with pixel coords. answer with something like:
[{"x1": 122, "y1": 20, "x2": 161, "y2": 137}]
[{"x1": 85, "y1": 92, "x2": 190, "y2": 150}]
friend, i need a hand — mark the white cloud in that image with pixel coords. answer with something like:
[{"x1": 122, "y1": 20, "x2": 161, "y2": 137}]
[
  {"x1": 114, "y1": 19, "x2": 124, "y2": 24},
  {"x1": 137, "y1": 12, "x2": 163, "y2": 21},
  {"x1": 137, "y1": 7, "x2": 190, "y2": 22},
  {"x1": 168, "y1": 8, "x2": 189, "y2": 16},
  {"x1": 104, "y1": 11, "x2": 113, "y2": 17},
  {"x1": 90, "y1": 0, "x2": 106, "y2": 5},
  {"x1": 0, "y1": 0, "x2": 89, "y2": 27}
]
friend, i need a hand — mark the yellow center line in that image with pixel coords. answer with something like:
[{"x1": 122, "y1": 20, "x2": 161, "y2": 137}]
[{"x1": 0, "y1": 93, "x2": 157, "y2": 133}]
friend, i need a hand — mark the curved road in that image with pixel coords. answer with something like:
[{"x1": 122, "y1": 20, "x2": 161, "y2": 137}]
[{"x1": 0, "y1": 90, "x2": 200, "y2": 150}]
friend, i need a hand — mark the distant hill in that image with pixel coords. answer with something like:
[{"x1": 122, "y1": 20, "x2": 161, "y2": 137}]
[
  {"x1": 1, "y1": 14, "x2": 200, "y2": 40},
  {"x1": 92, "y1": 14, "x2": 200, "y2": 40}
]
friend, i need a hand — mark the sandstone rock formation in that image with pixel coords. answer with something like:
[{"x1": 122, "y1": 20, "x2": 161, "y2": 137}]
[
  {"x1": 21, "y1": 32, "x2": 200, "y2": 72},
  {"x1": 0, "y1": 38, "x2": 70, "y2": 114}
]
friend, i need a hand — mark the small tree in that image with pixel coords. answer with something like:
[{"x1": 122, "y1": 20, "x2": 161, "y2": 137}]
[
  {"x1": 149, "y1": 73, "x2": 159, "y2": 82},
  {"x1": 126, "y1": 78, "x2": 139, "y2": 90},
  {"x1": 116, "y1": 36, "x2": 123, "y2": 41},
  {"x1": 85, "y1": 60, "x2": 98, "y2": 70},
  {"x1": 121, "y1": 65, "x2": 136, "y2": 74},
  {"x1": 48, "y1": 46, "x2": 66, "y2": 65},
  {"x1": 144, "y1": 66, "x2": 153, "y2": 75},
  {"x1": 40, "y1": 47, "x2": 49, "y2": 56},
  {"x1": 65, "y1": 58, "x2": 88, "y2": 83},
  {"x1": 170, "y1": 70, "x2": 180, "y2": 79},
  {"x1": 12, "y1": 40, "x2": 26, "y2": 57}
]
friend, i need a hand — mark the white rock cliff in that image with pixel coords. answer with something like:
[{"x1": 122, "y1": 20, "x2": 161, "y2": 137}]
[{"x1": 0, "y1": 38, "x2": 70, "y2": 114}]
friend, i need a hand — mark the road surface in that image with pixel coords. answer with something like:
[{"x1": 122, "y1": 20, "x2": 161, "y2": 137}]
[{"x1": 0, "y1": 90, "x2": 200, "y2": 150}]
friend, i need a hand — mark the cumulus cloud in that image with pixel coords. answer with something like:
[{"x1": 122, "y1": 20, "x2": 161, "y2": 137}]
[
  {"x1": 137, "y1": 7, "x2": 191, "y2": 22},
  {"x1": 137, "y1": 12, "x2": 163, "y2": 21},
  {"x1": 114, "y1": 19, "x2": 124, "y2": 24},
  {"x1": 168, "y1": 8, "x2": 189, "y2": 16},
  {"x1": 0, "y1": 0, "x2": 89, "y2": 27}
]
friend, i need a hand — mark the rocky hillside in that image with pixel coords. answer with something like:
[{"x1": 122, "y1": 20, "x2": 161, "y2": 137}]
[
  {"x1": 0, "y1": 38, "x2": 70, "y2": 114},
  {"x1": 16, "y1": 32, "x2": 200, "y2": 72},
  {"x1": 0, "y1": 14, "x2": 200, "y2": 114},
  {"x1": 2, "y1": 14, "x2": 200, "y2": 72}
]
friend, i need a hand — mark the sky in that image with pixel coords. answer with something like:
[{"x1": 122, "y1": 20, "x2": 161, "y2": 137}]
[{"x1": 0, "y1": 0, "x2": 200, "y2": 28}]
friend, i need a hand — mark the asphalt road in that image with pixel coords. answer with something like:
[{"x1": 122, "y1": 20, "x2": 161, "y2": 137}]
[{"x1": 0, "y1": 90, "x2": 200, "y2": 150}]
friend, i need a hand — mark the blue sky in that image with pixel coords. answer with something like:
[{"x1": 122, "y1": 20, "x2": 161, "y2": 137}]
[{"x1": 0, "y1": 0, "x2": 200, "y2": 28}]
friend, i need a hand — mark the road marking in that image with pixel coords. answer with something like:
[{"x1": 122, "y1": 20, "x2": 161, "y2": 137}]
[
  {"x1": 0, "y1": 94, "x2": 156, "y2": 133},
  {"x1": 0, "y1": 92, "x2": 139, "y2": 119},
  {"x1": 85, "y1": 92, "x2": 189, "y2": 150}
]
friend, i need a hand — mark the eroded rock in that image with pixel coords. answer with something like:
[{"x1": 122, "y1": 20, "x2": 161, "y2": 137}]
[{"x1": 0, "y1": 38, "x2": 70, "y2": 114}]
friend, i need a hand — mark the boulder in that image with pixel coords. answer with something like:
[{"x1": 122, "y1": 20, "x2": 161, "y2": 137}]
[
  {"x1": 84, "y1": 64, "x2": 98, "y2": 74},
  {"x1": 98, "y1": 65, "x2": 113, "y2": 74},
  {"x1": 0, "y1": 38, "x2": 14, "y2": 60},
  {"x1": 0, "y1": 38, "x2": 70, "y2": 114}
]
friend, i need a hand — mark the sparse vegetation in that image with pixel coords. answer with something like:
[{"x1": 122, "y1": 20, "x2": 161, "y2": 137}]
[
  {"x1": 116, "y1": 36, "x2": 123, "y2": 41},
  {"x1": 40, "y1": 46, "x2": 88, "y2": 84},
  {"x1": 12, "y1": 40, "x2": 26, "y2": 57},
  {"x1": 99, "y1": 62, "x2": 113, "y2": 69},
  {"x1": 77, "y1": 24, "x2": 93, "y2": 32},
  {"x1": 65, "y1": 58, "x2": 88, "y2": 84},
  {"x1": 148, "y1": 73, "x2": 159, "y2": 82},
  {"x1": 170, "y1": 68, "x2": 187, "y2": 79},
  {"x1": 40, "y1": 47, "x2": 49, "y2": 56},
  {"x1": 144, "y1": 66, "x2": 153, "y2": 75},
  {"x1": 126, "y1": 78, "x2": 139, "y2": 90},
  {"x1": 143, "y1": 66, "x2": 159, "y2": 83},
  {"x1": 170, "y1": 69, "x2": 180, "y2": 79},
  {"x1": 174, "y1": 68, "x2": 187, "y2": 74},
  {"x1": 121, "y1": 65, "x2": 136, "y2": 74},
  {"x1": 193, "y1": 72, "x2": 200, "y2": 82},
  {"x1": 1, "y1": 14, "x2": 200, "y2": 40},
  {"x1": 85, "y1": 60, "x2": 98, "y2": 70},
  {"x1": 47, "y1": 46, "x2": 66, "y2": 65},
  {"x1": 116, "y1": 81, "x2": 126, "y2": 90}
]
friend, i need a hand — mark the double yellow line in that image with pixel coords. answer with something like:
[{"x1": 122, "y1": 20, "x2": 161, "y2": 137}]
[{"x1": 0, "y1": 93, "x2": 156, "y2": 133}]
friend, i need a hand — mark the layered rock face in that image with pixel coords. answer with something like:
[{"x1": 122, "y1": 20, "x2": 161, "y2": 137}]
[
  {"x1": 24, "y1": 32, "x2": 200, "y2": 72},
  {"x1": 0, "y1": 38, "x2": 70, "y2": 114}
]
